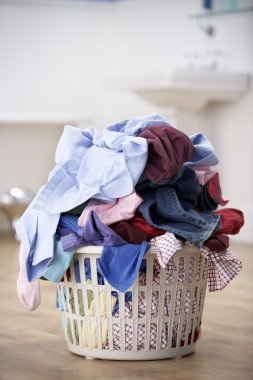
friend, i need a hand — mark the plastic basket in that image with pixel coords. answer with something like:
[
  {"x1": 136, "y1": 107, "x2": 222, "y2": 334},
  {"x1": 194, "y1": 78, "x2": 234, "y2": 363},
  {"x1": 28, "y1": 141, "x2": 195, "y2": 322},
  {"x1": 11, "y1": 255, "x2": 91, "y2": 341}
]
[{"x1": 57, "y1": 245, "x2": 208, "y2": 360}]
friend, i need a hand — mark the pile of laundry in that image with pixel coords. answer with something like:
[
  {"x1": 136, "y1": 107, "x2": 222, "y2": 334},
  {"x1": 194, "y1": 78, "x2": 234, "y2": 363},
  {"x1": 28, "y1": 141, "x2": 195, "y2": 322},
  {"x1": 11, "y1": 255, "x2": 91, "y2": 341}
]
[{"x1": 15, "y1": 114, "x2": 244, "y2": 323}]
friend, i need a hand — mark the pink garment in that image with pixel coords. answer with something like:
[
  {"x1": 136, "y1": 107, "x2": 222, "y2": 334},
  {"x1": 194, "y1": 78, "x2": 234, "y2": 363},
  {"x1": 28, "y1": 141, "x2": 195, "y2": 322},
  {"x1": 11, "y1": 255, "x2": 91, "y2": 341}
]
[
  {"x1": 78, "y1": 192, "x2": 143, "y2": 227},
  {"x1": 193, "y1": 165, "x2": 218, "y2": 186},
  {"x1": 17, "y1": 243, "x2": 41, "y2": 311}
]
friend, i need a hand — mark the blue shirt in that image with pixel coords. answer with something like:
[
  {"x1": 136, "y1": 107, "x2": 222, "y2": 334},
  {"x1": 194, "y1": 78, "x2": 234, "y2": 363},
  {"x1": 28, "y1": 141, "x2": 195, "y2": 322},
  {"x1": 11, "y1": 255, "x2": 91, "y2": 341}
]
[
  {"x1": 15, "y1": 114, "x2": 170, "y2": 282},
  {"x1": 186, "y1": 133, "x2": 219, "y2": 167}
]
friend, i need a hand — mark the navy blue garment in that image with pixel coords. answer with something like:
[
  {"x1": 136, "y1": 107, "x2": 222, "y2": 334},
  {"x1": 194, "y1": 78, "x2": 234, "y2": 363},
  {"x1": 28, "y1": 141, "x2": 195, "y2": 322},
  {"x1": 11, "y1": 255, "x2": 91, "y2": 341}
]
[
  {"x1": 57, "y1": 211, "x2": 127, "y2": 250},
  {"x1": 138, "y1": 186, "x2": 220, "y2": 248},
  {"x1": 111, "y1": 291, "x2": 132, "y2": 313},
  {"x1": 74, "y1": 257, "x2": 104, "y2": 285},
  {"x1": 58, "y1": 214, "x2": 80, "y2": 234},
  {"x1": 97, "y1": 241, "x2": 150, "y2": 292},
  {"x1": 166, "y1": 166, "x2": 202, "y2": 209},
  {"x1": 197, "y1": 184, "x2": 219, "y2": 212},
  {"x1": 136, "y1": 165, "x2": 201, "y2": 210}
]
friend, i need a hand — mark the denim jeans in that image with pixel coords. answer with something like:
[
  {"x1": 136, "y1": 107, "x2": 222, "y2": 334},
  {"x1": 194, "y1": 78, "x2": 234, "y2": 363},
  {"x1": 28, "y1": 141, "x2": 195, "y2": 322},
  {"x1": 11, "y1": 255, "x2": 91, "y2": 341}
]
[{"x1": 138, "y1": 186, "x2": 221, "y2": 248}]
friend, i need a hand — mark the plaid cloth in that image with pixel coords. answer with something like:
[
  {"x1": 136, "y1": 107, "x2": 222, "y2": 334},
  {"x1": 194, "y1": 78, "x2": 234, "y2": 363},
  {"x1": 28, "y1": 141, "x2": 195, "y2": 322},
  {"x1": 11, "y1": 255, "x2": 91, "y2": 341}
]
[
  {"x1": 72, "y1": 233, "x2": 242, "y2": 350},
  {"x1": 152, "y1": 232, "x2": 182, "y2": 269},
  {"x1": 151, "y1": 233, "x2": 242, "y2": 292},
  {"x1": 199, "y1": 246, "x2": 242, "y2": 291},
  {"x1": 112, "y1": 293, "x2": 197, "y2": 350},
  {"x1": 110, "y1": 257, "x2": 202, "y2": 350},
  {"x1": 109, "y1": 231, "x2": 242, "y2": 350}
]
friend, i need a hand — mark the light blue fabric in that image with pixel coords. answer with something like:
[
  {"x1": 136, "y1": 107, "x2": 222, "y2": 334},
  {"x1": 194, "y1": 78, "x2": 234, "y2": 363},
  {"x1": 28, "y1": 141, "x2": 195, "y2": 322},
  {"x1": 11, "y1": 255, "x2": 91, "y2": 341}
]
[
  {"x1": 186, "y1": 133, "x2": 219, "y2": 167},
  {"x1": 15, "y1": 114, "x2": 168, "y2": 282},
  {"x1": 106, "y1": 114, "x2": 170, "y2": 135},
  {"x1": 43, "y1": 237, "x2": 74, "y2": 283},
  {"x1": 34, "y1": 127, "x2": 148, "y2": 214}
]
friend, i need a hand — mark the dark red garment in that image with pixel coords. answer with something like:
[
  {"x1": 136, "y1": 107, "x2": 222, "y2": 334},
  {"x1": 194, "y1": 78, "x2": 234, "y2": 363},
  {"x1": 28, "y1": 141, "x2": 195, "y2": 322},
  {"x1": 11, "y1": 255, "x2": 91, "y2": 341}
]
[
  {"x1": 130, "y1": 211, "x2": 165, "y2": 237},
  {"x1": 180, "y1": 323, "x2": 201, "y2": 347},
  {"x1": 207, "y1": 172, "x2": 229, "y2": 206},
  {"x1": 212, "y1": 208, "x2": 244, "y2": 235},
  {"x1": 138, "y1": 125, "x2": 194, "y2": 184},
  {"x1": 203, "y1": 234, "x2": 229, "y2": 251},
  {"x1": 110, "y1": 211, "x2": 165, "y2": 244},
  {"x1": 110, "y1": 222, "x2": 149, "y2": 244}
]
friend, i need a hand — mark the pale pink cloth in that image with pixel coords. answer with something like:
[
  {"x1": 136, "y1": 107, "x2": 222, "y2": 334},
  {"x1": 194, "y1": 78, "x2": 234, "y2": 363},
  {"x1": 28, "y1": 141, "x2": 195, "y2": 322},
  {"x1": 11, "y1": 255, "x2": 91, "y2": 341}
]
[
  {"x1": 78, "y1": 192, "x2": 143, "y2": 227},
  {"x1": 193, "y1": 165, "x2": 218, "y2": 186},
  {"x1": 17, "y1": 243, "x2": 41, "y2": 311}
]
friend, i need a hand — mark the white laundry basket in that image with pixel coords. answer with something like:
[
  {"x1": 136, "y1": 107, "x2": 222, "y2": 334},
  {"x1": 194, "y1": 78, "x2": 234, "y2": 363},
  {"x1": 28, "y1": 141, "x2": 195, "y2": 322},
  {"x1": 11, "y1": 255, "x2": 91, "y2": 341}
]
[{"x1": 57, "y1": 245, "x2": 208, "y2": 360}]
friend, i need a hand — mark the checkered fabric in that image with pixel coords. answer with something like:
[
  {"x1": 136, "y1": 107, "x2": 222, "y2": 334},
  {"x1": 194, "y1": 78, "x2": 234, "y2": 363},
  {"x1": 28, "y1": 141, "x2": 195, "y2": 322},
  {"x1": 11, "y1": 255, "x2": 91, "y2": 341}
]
[
  {"x1": 110, "y1": 259, "x2": 201, "y2": 351},
  {"x1": 151, "y1": 232, "x2": 182, "y2": 269},
  {"x1": 110, "y1": 315, "x2": 170, "y2": 350},
  {"x1": 200, "y1": 246, "x2": 242, "y2": 291},
  {"x1": 74, "y1": 233, "x2": 241, "y2": 351},
  {"x1": 151, "y1": 233, "x2": 242, "y2": 292},
  {"x1": 106, "y1": 234, "x2": 242, "y2": 350}
]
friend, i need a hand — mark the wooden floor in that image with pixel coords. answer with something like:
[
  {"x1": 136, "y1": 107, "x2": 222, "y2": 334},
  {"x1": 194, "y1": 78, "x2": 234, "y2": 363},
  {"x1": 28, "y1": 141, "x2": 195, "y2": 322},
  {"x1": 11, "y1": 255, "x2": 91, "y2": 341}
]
[{"x1": 0, "y1": 236, "x2": 252, "y2": 380}]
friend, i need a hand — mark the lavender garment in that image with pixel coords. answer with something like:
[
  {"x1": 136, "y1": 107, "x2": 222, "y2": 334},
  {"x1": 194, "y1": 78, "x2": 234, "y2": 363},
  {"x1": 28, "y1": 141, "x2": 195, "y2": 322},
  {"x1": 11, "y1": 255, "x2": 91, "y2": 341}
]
[
  {"x1": 138, "y1": 125, "x2": 194, "y2": 183},
  {"x1": 58, "y1": 211, "x2": 127, "y2": 251}
]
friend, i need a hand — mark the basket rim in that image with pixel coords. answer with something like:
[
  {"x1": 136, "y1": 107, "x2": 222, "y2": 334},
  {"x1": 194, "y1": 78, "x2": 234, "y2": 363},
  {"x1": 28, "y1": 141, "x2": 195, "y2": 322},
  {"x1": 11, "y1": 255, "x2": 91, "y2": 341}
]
[{"x1": 75, "y1": 245, "x2": 201, "y2": 256}]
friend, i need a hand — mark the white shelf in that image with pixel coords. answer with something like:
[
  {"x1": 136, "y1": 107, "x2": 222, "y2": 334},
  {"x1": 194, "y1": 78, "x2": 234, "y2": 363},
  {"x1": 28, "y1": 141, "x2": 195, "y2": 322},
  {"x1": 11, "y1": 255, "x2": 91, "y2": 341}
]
[
  {"x1": 190, "y1": 6, "x2": 253, "y2": 18},
  {"x1": 127, "y1": 70, "x2": 251, "y2": 109},
  {"x1": 0, "y1": 113, "x2": 91, "y2": 126}
]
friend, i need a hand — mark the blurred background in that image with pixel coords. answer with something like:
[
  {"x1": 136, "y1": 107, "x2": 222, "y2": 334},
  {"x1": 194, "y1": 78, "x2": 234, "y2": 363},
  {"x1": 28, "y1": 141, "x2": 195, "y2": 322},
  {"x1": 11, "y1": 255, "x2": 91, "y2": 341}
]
[{"x1": 0, "y1": 0, "x2": 252, "y2": 244}]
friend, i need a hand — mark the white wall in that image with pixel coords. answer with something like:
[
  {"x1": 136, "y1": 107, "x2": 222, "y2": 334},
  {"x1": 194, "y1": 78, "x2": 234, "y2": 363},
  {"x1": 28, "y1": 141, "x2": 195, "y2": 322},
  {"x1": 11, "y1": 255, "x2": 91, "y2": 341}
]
[{"x1": 0, "y1": 0, "x2": 252, "y2": 242}]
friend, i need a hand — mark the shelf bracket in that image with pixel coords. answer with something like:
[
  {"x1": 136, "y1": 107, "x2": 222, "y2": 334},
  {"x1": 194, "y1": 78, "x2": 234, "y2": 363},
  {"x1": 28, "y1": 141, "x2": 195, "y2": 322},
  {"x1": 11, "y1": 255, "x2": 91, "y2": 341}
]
[{"x1": 196, "y1": 18, "x2": 215, "y2": 37}]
